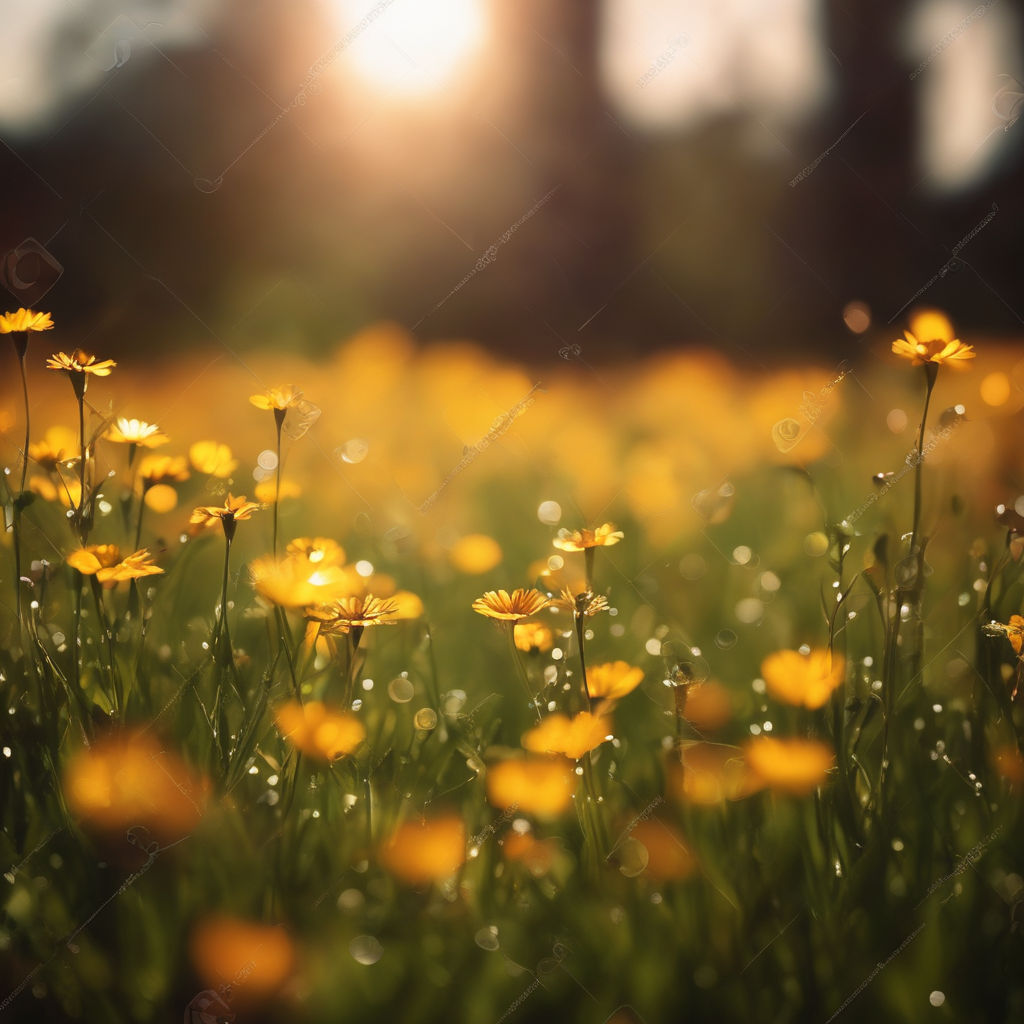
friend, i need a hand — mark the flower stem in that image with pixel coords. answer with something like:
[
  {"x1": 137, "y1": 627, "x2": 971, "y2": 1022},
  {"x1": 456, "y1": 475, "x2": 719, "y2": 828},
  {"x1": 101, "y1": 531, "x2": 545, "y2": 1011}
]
[
  {"x1": 507, "y1": 624, "x2": 541, "y2": 722},
  {"x1": 12, "y1": 349, "x2": 30, "y2": 627},
  {"x1": 574, "y1": 611, "x2": 591, "y2": 710},
  {"x1": 273, "y1": 414, "x2": 284, "y2": 557}
]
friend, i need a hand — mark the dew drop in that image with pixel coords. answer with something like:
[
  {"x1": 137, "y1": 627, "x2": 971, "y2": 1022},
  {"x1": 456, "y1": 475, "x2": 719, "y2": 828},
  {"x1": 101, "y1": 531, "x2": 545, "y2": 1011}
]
[{"x1": 350, "y1": 935, "x2": 383, "y2": 965}]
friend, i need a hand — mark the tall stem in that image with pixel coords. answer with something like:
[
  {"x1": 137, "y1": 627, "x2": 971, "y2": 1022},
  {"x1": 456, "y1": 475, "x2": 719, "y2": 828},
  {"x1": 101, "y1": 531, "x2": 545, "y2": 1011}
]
[
  {"x1": 75, "y1": 391, "x2": 88, "y2": 544},
  {"x1": 12, "y1": 348, "x2": 30, "y2": 626},
  {"x1": 574, "y1": 611, "x2": 591, "y2": 709},
  {"x1": 272, "y1": 413, "x2": 284, "y2": 557},
  {"x1": 909, "y1": 366, "x2": 936, "y2": 556}
]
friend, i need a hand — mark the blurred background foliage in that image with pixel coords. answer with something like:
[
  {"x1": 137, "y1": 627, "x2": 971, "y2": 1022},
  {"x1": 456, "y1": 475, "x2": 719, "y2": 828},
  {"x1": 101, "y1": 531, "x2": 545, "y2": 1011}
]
[{"x1": 0, "y1": 0, "x2": 1022, "y2": 362}]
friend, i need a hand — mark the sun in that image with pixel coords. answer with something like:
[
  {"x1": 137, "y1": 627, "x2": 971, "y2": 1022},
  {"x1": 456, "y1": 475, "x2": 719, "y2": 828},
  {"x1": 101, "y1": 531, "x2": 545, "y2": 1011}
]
[{"x1": 335, "y1": 0, "x2": 487, "y2": 98}]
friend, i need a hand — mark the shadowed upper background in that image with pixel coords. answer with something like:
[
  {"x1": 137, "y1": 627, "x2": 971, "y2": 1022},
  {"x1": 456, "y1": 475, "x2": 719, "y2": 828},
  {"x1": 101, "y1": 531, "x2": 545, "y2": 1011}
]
[{"x1": 1, "y1": 0, "x2": 1022, "y2": 365}]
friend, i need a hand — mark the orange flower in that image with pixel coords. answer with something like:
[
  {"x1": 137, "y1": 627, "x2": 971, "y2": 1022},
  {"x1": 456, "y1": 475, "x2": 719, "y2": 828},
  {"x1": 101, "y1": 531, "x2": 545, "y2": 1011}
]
[
  {"x1": 379, "y1": 816, "x2": 466, "y2": 884},
  {"x1": 0, "y1": 308, "x2": 54, "y2": 333},
  {"x1": 552, "y1": 523, "x2": 624, "y2": 552},
  {"x1": 274, "y1": 700, "x2": 365, "y2": 761},
  {"x1": 486, "y1": 757, "x2": 577, "y2": 817},
  {"x1": 993, "y1": 746, "x2": 1024, "y2": 784},
  {"x1": 189, "y1": 916, "x2": 294, "y2": 1000},
  {"x1": 472, "y1": 587, "x2": 549, "y2": 621},
  {"x1": 286, "y1": 537, "x2": 346, "y2": 567},
  {"x1": 620, "y1": 819, "x2": 697, "y2": 881},
  {"x1": 64, "y1": 734, "x2": 207, "y2": 840},
  {"x1": 555, "y1": 586, "x2": 609, "y2": 618},
  {"x1": 892, "y1": 310, "x2": 974, "y2": 367},
  {"x1": 667, "y1": 742, "x2": 749, "y2": 806},
  {"x1": 677, "y1": 681, "x2": 733, "y2": 733},
  {"x1": 502, "y1": 831, "x2": 560, "y2": 875},
  {"x1": 28, "y1": 426, "x2": 75, "y2": 471},
  {"x1": 513, "y1": 621, "x2": 554, "y2": 654},
  {"x1": 744, "y1": 736, "x2": 834, "y2": 795},
  {"x1": 522, "y1": 711, "x2": 613, "y2": 760},
  {"x1": 66, "y1": 544, "x2": 121, "y2": 576},
  {"x1": 761, "y1": 648, "x2": 844, "y2": 709},
  {"x1": 254, "y1": 477, "x2": 301, "y2": 503},
  {"x1": 104, "y1": 417, "x2": 168, "y2": 448},
  {"x1": 46, "y1": 349, "x2": 116, "y2": 377},
  {"x1": 587, "y1": 661, "x2": 644, "y2": 701}
]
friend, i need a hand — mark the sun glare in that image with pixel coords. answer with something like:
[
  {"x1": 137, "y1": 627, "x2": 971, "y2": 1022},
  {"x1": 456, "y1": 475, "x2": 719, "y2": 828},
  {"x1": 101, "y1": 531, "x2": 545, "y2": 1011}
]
[{"x1": 334, "y1": 0, "x2": 487, "y2": 98}]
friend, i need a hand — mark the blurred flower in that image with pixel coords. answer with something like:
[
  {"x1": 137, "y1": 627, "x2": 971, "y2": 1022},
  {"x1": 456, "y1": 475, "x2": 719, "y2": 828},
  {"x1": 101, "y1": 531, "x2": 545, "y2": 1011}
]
[
  {"x1": 472, "y1": 587, "x2": 549, "y2": 621},
  {"x1": 744, "y1": 736, "x2": 834, "y2": 795},
  {"x1": 379, "y1": 816, "x2": 466, "y2": 884},
  {"x1": 189, "y1": 440, "x2": 238, "y2": 477},
  {"x1": 892, "y1": 310, "x2": 974, "y2": 367},
  {"x1": 28, "y1": 426, "x2": 75, "y2": 471},
  {"x1": 250, "y1": 555, "x2": 349, "y2": 609},
  {"x1": 513, "y1": 620, "x2": 554, "y2": 654},
  {"x1": 486, "y1": 757, "x2": 577, "y2": 817},
  {"x1": 189, "y1": 916, "x2": 294, "y2": 1000},
  {"x1": 587, "y1": 661, "x2": 643, "y2": 701},
  {"x1": 502, "y1": 830, "x2": 559, "y2": 875},
  {"x1": 388, "y1": 589, "x2": 424, "y2": 620},
  {"x1": 994, "y1": 746, "x2": 1024, "y2": 784},
  {"x1": 144, "y1": 484, "x2": 179, "y2": 513},
  {"x1": 274, "y1": 700, "x2": 366, "y2": 761},
  {"x1": 64, "y1": 734, "x2": 207, "y2": 839},
  {"x1": 625, "y1": 819, "x2": 697, "y2": 881},
  {"x1": 190, "y1": 494, "x2": 262, "y2": 533},
  {"x1": 66, "y1": 545, "x2": 164, "y2": 584},
  {"x1": 667, "y1": 742, "x2": 749, "y2": 805},
  {"x1": 254, "y1": 477, "x2": 302, "y2": 503},
  {"x1": 104, "y1": 417, "x2": 168, "y2": 448},
  {"x1": 0, "y1": 307, "x2": 54, "y2": 333},
  {"x1": 286, "y1": 537, "x2": 346, "y2": 567},
  {"x1": 307, "y1": 594, "x2": 399, "y2": 635},
  {"x1": 249, "y1": 385, "x2": 304, "y2": 411},
  {"x1": 137, "y1": 454, "x2": 190, "y2": 487},
  {"x1": 677, "y1": 681, "x2": 733, "y2": 733},
  {"x1": 552, "y1": 523, "x2": 624, "y2": 552},
  {"x1": 522, "y1": 711, "x2": 613, "y2": 760},
  {"x1": 761, "y1": 648, "x2": 845, "y2": 709},
  {"x1": 449, "y1": 534, "x2": 503, "y2": 574}
]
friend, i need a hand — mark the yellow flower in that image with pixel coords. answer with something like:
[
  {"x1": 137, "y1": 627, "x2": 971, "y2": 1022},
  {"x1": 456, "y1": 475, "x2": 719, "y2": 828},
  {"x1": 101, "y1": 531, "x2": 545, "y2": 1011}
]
[
  {"x1": 190, "y1": 494, "x2": 262, "y2": 529},
  {"x1": 138, "y1": 454, "x2": 190, "y2": 486},
  {"x1": 379, "y1": 816, "x2": 466, "y2": 885},
  {"x1": 104, "y1": 417, "x2": 168, "y2": 448},
  {"x1": 67, "y1": 545, "x2": 164, "y2": 584},
  {"x1": 28, "y1": 426, "x2": 76, "y2": 471},
  {"x1": 307, "y1": 594, "x2": 399, "y2": 635},
  {"x1": 286, "y1": 537, "x2": 346, "y2": 567},
  {"x1": 667, "y1": 742, "x2": 750, "y2": 806},
  {"x1": 254, "y1": 477, "x2": 301, "y2": 503},
  {"x1": 46, "y1": 349, "x2": 116, "y2": 377},
  {"x1": 64, "y1": 733, "x2": 208, "y2": 840},
  {"x1": 0, "y1": 308, "x2": 54, "y2": 333},
  {"x1": 189, "y1": 440, "x2": 238, "y2": 478},
  {"x1": 472, "y1": 587, "x2": 550, "y2": 621},
  {"x1": 486, "y1": 757, "x2": 577, "y2": 817},
  {"x1": 556, "y1": 586, "x2": 609, "y2": 618},
  {"x1": 502, "y1": 831, "x2": 559, "y2": 875},
  {"x1": 677, "y1": 681, "x2": 733, "y2": 733},
  {"x1": 522, "y1": 711, "x2": 613, "y2": 760},
  {"x1": 249, "y1": 384, "x2": 304, "y2": 411},
  {"x1": 587, "y1": 661, "x2": 644, "y2": 700},
  {"x1": 892, "y1": 310, "x2": 974, "y2": 367},
  {"x1": 993, "y1": 614, "x2": 1024, "y2": 656},
  {"x1": 744, "y1": 737, "x2": 834, "y2": 795},
  {"x1": 190, "y1": 916, "x2": 294, "y2": 1001},
  {"x1": 760, "y1": 648, "x2": 844, "y2": 710},
  {"x1": 66, "y1": 544, "x2": 121, "y2": 576},
  {"x1": 449, "y1": 534, "x2": 503, "y2": 574},
  {"x1": 273, "y1": 700, "x2": 366, "y2": 761},
  {"x1": 552, "y1": 522, "x2": 624, "y2": 552},
  {"x1": 513, "y1": 620, "x2": 554, "y2": 654},
  {"x1": 250, "y1": 555, "x2": 350, "y2": 609}
]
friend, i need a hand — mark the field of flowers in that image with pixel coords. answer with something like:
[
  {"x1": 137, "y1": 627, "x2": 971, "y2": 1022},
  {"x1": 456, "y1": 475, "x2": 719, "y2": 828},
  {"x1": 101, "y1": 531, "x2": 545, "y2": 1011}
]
[{"x1": 1, "y1": 309, "x2": 1023, "y2": 1023}]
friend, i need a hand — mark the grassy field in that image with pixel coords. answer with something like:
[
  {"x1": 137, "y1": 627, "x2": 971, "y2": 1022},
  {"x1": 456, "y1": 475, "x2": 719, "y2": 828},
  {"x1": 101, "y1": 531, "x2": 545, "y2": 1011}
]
[{"x1": 1, "y1": 311, "x2": 1023, "y2": 1023}]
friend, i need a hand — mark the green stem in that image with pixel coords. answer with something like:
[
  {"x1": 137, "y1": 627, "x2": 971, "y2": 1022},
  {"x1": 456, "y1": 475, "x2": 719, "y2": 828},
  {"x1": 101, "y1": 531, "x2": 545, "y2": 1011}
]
[
  {"x1": 507, "y1": 624, "x2": 541, "y2": 722},
  {"x1": 574, "y1": 611, "x2": 591, "y2": 710},
  {"x1": 273, "y1": 413, "x2": 284, "y2": 557},
  {"x1": 12, "y1": 350, "x2": 30, "y2": 628}
]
